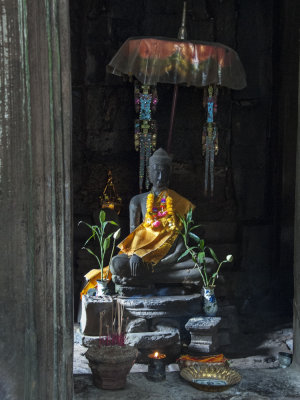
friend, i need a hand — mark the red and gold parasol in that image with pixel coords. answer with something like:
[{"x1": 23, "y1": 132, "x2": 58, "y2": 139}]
[
  {"x1": 107, "y1": 36, "x2": 246, "y2": 90},
  {"x1": 107, "y1": 2, "x2": 246, "y2": 194}
]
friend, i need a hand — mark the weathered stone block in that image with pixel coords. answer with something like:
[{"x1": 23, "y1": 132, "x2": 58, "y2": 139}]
[
  {"x1": 118, "y1": 294, "x2": 202, "y2": 319},
  {"x1": 126, "y1": 318, "x2": 148, "y2": 333},
  {"x1": 74, "y1": 328, "x2": 99, "y2": 348},
  {"x1": 185, "y1": 317, "x2": 221, "y2": 354},
  {"x1": 185, "y1": 317, "x2": 221, "y2": 333},
  {"x1": 80, "y1": 295, "x2": 113, "y2": 336},
  {"x1": 125, "y1": 330, "x2": 180, "y2": 349},
  {"x1": 188, "y1": 332, "x2": 218, "y2": 353},
  {"x1": 151, "y1": 318, "x2": 180, "y2": 332},
  {"x1": 114, "y1": 284, "x2": 154, "y2": 297}
]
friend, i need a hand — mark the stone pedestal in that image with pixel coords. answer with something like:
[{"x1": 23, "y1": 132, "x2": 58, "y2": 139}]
[
  {"x1": 117, "y1": 294, "x2": 202, "y2": 319},
  {"x1": 118, "y1": 295, "x2": 201, "y2": 362},
  {"x1": 185, "y1": 317, "x2": 221, "y2": 353},
  {"x1": 80, "y1": 295, "x2": 113, "y2": 336},
  {"x1": 78, "y1": 293, "x2": 203, "y2": 363}
]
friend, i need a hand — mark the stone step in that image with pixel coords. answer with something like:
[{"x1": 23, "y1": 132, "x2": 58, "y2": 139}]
[{"x1": 118, "y1": 294, "x2": 202, "y2": 319}]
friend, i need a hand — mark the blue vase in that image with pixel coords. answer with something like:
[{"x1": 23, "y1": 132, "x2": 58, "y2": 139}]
[{"x1": 202, "y1": 286, "x2": 218, "y2": 316}]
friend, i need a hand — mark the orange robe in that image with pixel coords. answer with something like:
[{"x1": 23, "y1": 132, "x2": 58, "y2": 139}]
[{"x1": 118, "y1": 189, "x2": 194, "y2": 265}]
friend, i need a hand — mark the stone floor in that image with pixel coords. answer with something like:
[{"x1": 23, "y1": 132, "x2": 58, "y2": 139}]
[
  {"x1": 74, "y1": 368, "x2": 300, "y2": 399},
  {"x1": 74, "y1": 318, "x2": 300, "y2": 399}
]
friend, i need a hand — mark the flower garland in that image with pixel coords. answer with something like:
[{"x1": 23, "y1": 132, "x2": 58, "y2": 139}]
[{"x1": 144, "y1": 191, "x2": 176, "y2": 231}]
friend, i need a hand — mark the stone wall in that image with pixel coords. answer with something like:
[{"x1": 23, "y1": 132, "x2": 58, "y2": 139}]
[
  {"x1": 0, "y1": 0, "x2": 73, "y2": 398},
  {"x1": 70, "y1": 0, "x2": 293, "y2": 317}
]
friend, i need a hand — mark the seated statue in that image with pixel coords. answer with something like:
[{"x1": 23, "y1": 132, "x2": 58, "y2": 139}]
[{"x1": 110, "y1": 148, "x2": 214, "y2": 288}]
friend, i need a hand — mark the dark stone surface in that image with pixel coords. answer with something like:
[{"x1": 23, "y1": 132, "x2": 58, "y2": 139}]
[
  {"x1": 74, "y1": 368, "x2": 300, "y2": 399},
  {"x1": 80, "y1": 295, "x2": 113, "y2": 336},
  {"x1": 114, "y1": 284, "x2": 155, "y2": 297},
  {"x1": 74, "y1": 329, "x2": 99, "y2": 348},
  {"x1": 185, "y1": 316, "x2": 221, "y2": 332},
  {"x1": 185, "y1": 317, "x2": 221, "y2": 353},
  {"x1": 126, "y1": 318, "x2": 149, "y2": 333},
  {"x1": 151, "y1": 318, "x2": 180, "y2": 332},
  {"x1": 125, "y1": 330, "x2": 180, "y2": 349},
  {"x1": 118, "y1": 294, "x2": 202, "y2": 319},
  {"x1": 188, "y1": 333, "x2": 218, "y2": 353}
]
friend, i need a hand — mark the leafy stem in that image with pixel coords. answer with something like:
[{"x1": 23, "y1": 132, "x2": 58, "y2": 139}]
[
  {"x1": 177, "y1": 209, "x2": 233, "y2": 288},
  {"x1": 78, "y1": 210, "x2": 119, "y2": 281}
]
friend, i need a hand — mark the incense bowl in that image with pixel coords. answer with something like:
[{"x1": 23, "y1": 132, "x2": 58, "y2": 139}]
[{"x1": 85, "y1": 345, "x2": 138, "y2": 389}]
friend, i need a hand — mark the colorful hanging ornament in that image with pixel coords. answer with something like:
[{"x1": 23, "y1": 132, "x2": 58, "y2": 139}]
[
  {"x1": 202, "y1": 85, "x2": 219, "y2": 196},
  {"x1": 134, "y1": 81, "x2": 158, "y2": 192}
]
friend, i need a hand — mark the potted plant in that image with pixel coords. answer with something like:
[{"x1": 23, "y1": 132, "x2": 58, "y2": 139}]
[
  {"x1": 177, "y1": 209, "x2": 233, "y2": 316},
  {"x1": 79, "y1": 210, "x2": 120, "y2": 295},
  {"x1": 85, "y1": 301, "x2": 138, "y2": 390}
]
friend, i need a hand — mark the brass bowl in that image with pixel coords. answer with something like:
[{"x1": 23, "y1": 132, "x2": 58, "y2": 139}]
[
  {"x1": 177, "y1": 358, "x2": 228, "y2": 370},
  {"x1": 180, "y1": 365, "x2": 241, "y2": 392}
]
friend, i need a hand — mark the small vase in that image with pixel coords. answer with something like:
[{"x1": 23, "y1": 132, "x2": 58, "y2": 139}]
[
  {"x1": 202, "y1": 286, "x2": 218, "y2": 316},
  {"x1": 96, "y1": 279, "x2": 109, "y2": 296},
  {"x1": 85, "y1": 345, "x2": 138, "y2": 389}
]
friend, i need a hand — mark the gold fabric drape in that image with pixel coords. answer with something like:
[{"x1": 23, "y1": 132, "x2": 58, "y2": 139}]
[{"x1": 118, "y1": 189, "x2": 194, "y2": 265}]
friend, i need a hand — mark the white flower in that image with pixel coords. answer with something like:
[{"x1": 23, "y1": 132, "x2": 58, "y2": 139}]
[
  {"x1": 113, "y1": 228, "x2": 121, "y2": 240},
  {"x1": 226, "y1": 254, "x2": 233, "y2": 262}
]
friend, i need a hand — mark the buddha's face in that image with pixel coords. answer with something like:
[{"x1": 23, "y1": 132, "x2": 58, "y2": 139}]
[{"x1": 148, "y1": 162, "x2": 171, "y2": 191}]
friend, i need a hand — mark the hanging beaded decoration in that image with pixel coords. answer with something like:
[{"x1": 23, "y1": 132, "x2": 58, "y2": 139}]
[
  {"x1": 202, "y1": 85, "x2": 219, "y2": 196},
  {"x1": 134, "y1": 81, "x2": 158, "y2": 192}
]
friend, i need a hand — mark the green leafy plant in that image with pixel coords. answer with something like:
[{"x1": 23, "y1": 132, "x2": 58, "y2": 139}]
[
  {"x1": 177, "y1": 209, "x2": 233, "y2": 287},
  {"x1": 79, "y1": 210, "x2": 120, "y2": 281}
]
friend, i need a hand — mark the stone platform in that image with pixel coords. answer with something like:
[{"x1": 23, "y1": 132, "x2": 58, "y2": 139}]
[
  {"x1": 78, "y1": 293, "x2": 203, "y2": 363},
  {"x1": 117, "y1": 293, "x2": 202, "y2": 319}
]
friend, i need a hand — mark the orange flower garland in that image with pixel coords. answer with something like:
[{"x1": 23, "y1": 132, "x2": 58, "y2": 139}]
[{"x1": 144, "y1": 192, "x2": 176, "y2": 231}]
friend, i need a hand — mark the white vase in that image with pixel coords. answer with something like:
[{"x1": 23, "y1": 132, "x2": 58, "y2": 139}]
[
  {"x1": 96, "y1": 279, "x2": 109, "y2": 296},
  {"x1": 202, "y1": 286, "x2": 218, "y2": 316}
]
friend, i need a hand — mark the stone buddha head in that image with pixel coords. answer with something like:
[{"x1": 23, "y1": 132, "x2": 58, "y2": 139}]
[{"x1": 148, "y1": 148, "x2": 172, "y2": 193}]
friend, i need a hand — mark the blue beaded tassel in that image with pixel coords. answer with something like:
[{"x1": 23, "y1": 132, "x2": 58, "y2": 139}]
[
  {"x1": 202, "y1": 85, "x2": 219, "y2": 196},
  {"x1": 134, "y1": 81, "x2": 158, "y2": 192}
]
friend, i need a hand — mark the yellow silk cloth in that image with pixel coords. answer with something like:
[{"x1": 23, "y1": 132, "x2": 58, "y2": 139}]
[
  {"x1": 118, "y1": 189, "x2": 194, "y2": 265},
  {"x1": 80, "y1": 267, "x2": 112, "y2": 299}
]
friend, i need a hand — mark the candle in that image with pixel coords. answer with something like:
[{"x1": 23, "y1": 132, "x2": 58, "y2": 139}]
[
  {"x1": 147, "y1": 351, "x2": 166, "y2": 381},
  {"x1": 148, "y1": 351, "x2": 166, "y2": 360}
]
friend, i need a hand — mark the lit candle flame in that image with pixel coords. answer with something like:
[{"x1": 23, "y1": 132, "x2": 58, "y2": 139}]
[{"x1": 154, "y1": 352, "x2": 159, "y2": 358}]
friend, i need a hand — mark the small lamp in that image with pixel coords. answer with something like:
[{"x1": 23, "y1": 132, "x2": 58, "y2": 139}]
[{"x1": 147, "y1": 351, "x2": 166, "y2": 381}]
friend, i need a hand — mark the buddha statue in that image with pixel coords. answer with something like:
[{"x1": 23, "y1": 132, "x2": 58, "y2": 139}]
[{"x1": 110, "y1": 148, "x2": 214, "y2": 289}]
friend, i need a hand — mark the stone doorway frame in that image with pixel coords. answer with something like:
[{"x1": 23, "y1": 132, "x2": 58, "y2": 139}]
[
  {"x1": 0, "y1": 0, "x2": 73, "y2": 398},
  {"x1": 293, "y1": 34, "x2": 300, "y2": 369},
  {"x1": 0, "y1": 1, "x2": 300, "y2": 399}
]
